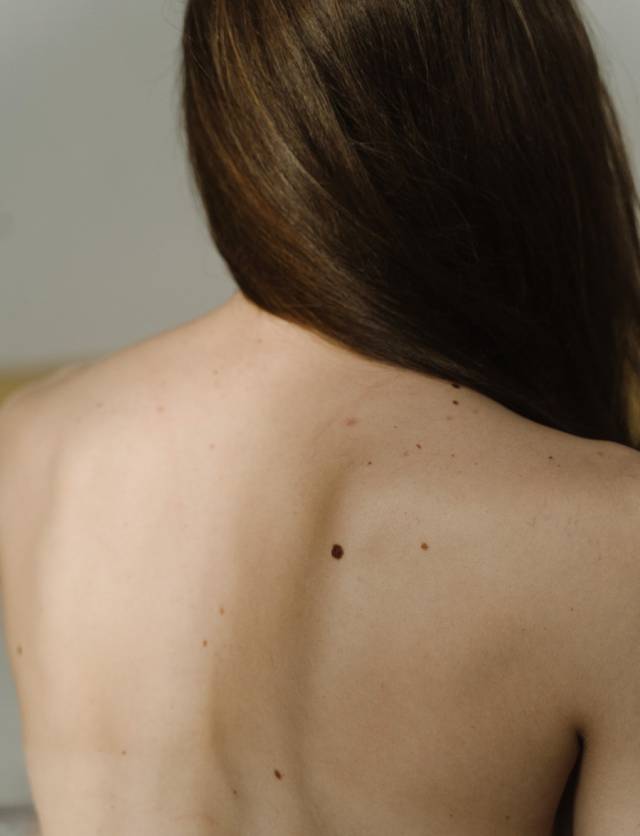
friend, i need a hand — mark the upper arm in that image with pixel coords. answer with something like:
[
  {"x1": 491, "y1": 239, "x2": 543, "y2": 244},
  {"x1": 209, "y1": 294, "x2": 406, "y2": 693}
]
[
  {"x1": 0, "y1": 367, "x2": 76, "y2": 598},
  {"x1": 569, "y1": 461, "x2": 640, "y2": 834}
]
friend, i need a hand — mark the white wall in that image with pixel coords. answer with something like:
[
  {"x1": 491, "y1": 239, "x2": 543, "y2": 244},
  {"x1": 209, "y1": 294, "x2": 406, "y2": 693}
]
[
  {"x1": 0, "y1": 0, "x2": 235, "y2": 371},
  {"x1": 0, "y1": 0, "x2": 639, "y2": 808}
]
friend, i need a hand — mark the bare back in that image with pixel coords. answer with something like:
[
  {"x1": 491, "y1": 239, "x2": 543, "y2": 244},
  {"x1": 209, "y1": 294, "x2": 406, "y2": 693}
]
[{"x1": 0, "y1": 295, "x2": 629, "y2": 835}]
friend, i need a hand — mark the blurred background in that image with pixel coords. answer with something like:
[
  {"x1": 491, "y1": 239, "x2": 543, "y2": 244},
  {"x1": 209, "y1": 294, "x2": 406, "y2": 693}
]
[{"x1": 0, "y1": 0, "x2": 638, "y2": 821}]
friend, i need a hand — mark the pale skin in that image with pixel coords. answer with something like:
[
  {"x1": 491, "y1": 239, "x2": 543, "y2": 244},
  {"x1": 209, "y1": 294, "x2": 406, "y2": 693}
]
[{"x1": 1, "y1": 290, "x2": 640, "y2": 835}]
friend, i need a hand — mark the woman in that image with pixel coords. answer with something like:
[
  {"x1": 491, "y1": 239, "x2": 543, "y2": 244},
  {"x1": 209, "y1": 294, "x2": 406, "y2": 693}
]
[{"x1": 1, "y1": 1, "x2": 639, "y2": 833}]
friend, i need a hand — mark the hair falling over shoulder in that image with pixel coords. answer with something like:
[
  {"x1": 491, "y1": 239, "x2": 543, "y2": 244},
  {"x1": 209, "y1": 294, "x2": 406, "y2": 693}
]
[{"x1": 180, "y1": 0, "x2": 640, "y2": 448}]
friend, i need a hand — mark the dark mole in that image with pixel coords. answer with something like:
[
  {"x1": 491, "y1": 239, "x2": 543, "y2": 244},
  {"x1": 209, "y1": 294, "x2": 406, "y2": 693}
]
[
  {"x1": 420, "y1": 543, "x2": 429, "y2": 551},
  {"x1": 367, "y1": 461, "x2": 373, "y2": 466},
  {"x1": 452, "y1": 383, "x2": 461, "y2": 389},
  {"x1": 331, "y1": 544, "x2": 344, "y2": 559},
  {"x1": 345, "y1": 417, "x2": 358, "y2": 426},
  {"x1": 16, "y1": 645, "x2": 22, "y2": 656},
  {"x1": 274, "y1": 769, "x2": 283, "y2": 780},
  {"x1": 452, "y1": 400, "x2": 459, "y2": 405},
  {"x1": 416, "y1": 443, "x2": 422, "y2": 449},
  {"x1": 219, "y1": 606, "x2": 225, "y2": 615},
  {"x1": 548, "y1": 456, "x2": 554, "y2": 460}
]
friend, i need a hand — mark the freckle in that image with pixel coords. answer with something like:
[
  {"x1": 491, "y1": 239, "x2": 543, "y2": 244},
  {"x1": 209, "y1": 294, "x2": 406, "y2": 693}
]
[
  {"x1": 451, "y1": 452, "x2": 456, "y2": 457},
  {"x1": 367, "y1": 460, "x2": 372, "y2": 466},
  {"x1": 505, "y1": 815, "x2": 511, "y2": 821},
  {"x1": 16, "y1": 645, "x2": 22, "y2": 656},
  {"x1": 156, "y1": 405, "x2": 165, "y2": 414},
  {"x1": 202, "y1": 639, "x2": 208, "y2": 647},
  {"x1": 219, "y1": 606, "x2": 225, "y2": 615},
  {"x1": 331, "y1": 544, "x2": 344, "y2": 559},
  {"x1": 121, "y1": 750, "x2": 127, "y2": 756},
  {"x1": 452, "y1": 383, "x2": 461, "y2": 389},
  {"x1": 393, "y1": 425, "x2": 398, "y2": 429},
  {"x1": 596, "y1": 451, "x2": 604, "y2": 456},
  {"x1": 345, "y1": 417, "x2": 358, "y2": 426},
  {"x1": 473, "y1": 409, "x2": 478, "y2": 414},
  {"x1": 446, "y1": 415, "x2": 453, "y2": 420},
  {"x1": 420, "y1": 542, "x2": 429, "y2": 551},
  {"x1": 209, "y1": 443, "x2": 216, "y2": 450},
  {"x1": 452, "y1": 400, "x2": 459, "y2": 405},
  {"x1": 95, "y1": 401, "x2": 104, "y2": 408},
  {"x1": 548, "y1": 456, "x2": 554, "y2": 460},
  {"x1": 403, "y1": 450, "x2": 409, "y2": 456},
  {"x1": 416, "y1": 443, "x2": 422, "y2": 449},
  {"x1": 274, "y1": 769, "x2": 283, "y2": 780},
  {"x1": 232, "y1": 789, "x2": 238, "y2": 796}
]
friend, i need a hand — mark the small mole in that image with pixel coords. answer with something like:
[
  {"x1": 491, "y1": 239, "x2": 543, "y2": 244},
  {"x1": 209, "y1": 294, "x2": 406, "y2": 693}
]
[
  {"x1": 452, "y1": 383, "x2": 461, "y2": 389},
  {"x1": 345, "y1": 417, "x2": 358, "y2": 427},
  {"x1": 156, "y1": 405, "x2": 165, "y2": 414},
  {"x1": 452, "y1": 400, "x2": 459, "y2": 405},
  {"x1": 416, "y1": 443, "x2": 422, "y2": 449},
  {"x1": 274, "y1": 769, "x2": 283, "y2": 780},
  {"x1": 403, "y1": 450, "x2": 409, "y2": 457},
  {"x1": 505, "y1": 815, "x2": 511, "y2": 821},
  {"x1": 95, "y1": 401, "x2": 104, "y2": 408},
  {"x1": 219, "y1": 606, "x2": 225, "y2": 615},
  {"x1": 232, "y1": 789, "x2": 238, "y2": 796},
  {"x1": 548, "y1": 456, "x2": 554, "y2": 460},
  {"x1": 446, "y1": 415, "x2": 453, "y2": 420},
  {"x1": 596, "y1": 451, "x2": 604, "y2": 457},
  {"x1": 393, "y1": 425, "x2": 398, "y2": 429},
  {"x1": 121, "y1": 750, "x2": 127, "y2": 756},
  {"x1": 451, "y1": 452, "x2": 456, "y2": 458},
  {"x1": 420, "y1": 543, "x2": 429, "y2": 551},
  {"x1": 209, "y1": 443, "x2": 216, "y2": 450},
  {"x1": 367, "y1": 460, "x2": 372, "y2": 466},
  {"x1": 331, "y1": 544, "x2": 344, "y2": 559},
  {"x1": 16, "y1": 645, "x2": 22, "y2": 656},
  {"x1": 202, "y1": 640, "x2": 208, "y2": 648}
]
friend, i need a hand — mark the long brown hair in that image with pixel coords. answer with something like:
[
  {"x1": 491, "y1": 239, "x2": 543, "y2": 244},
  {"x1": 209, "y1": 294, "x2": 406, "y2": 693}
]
[{"x1": 180, "y1": 0, "x2": 640, "y2": 448}]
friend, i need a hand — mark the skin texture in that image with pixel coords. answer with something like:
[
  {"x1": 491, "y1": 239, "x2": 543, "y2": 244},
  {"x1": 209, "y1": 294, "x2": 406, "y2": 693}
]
[{"x1": 0, "y1": 291, "x2": 635, "y2": 835}]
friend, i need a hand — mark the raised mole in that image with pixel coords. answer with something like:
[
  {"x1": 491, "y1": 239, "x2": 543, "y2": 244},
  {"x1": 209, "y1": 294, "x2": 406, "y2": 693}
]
[
  {"x1": 420, "y1": 543, "x2": 429, "y2": 551},
  {"x1": 274, "y1": 769, "x2": 283, "y2": 780},
  {"x1": 331, "y1": 544, "x2": 344, "y2": 559}
]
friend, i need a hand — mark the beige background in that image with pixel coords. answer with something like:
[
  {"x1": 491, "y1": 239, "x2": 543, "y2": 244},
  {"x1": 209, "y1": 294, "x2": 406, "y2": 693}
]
[{"x1": 1, "y1": 0, "x2": 639, "y2": 809}]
